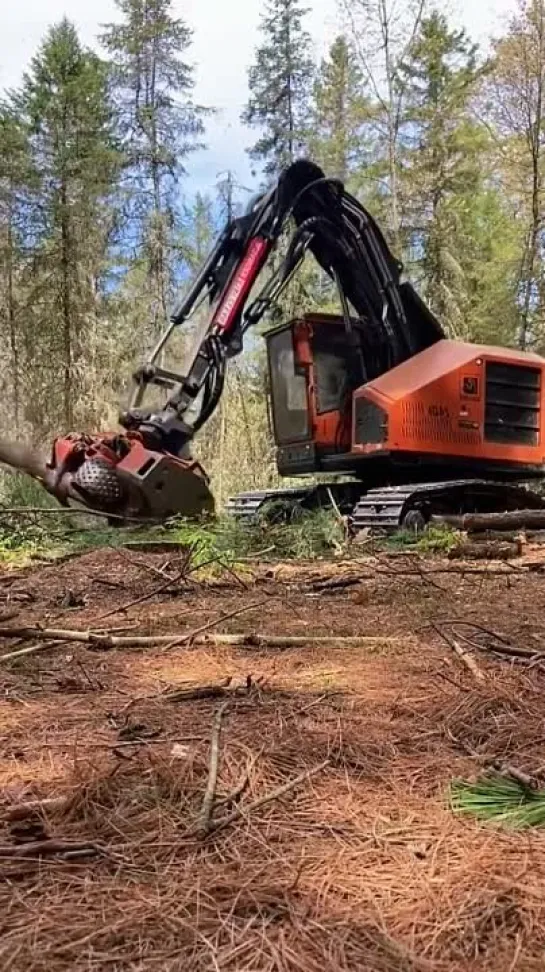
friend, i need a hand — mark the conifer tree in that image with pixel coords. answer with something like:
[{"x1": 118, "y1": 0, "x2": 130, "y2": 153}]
[
  {"x1": 310, "y1": 35, "x2": 371, "y2": 185},
  {"x1": 482, "y1": 0, "x2": 545, "y2": 350},
  {"x1": 0, "y1": 108, "x2": 31, "y2": 431},
  {"x1": 102, "y1": 0, "x2": 207, "y2": 336},
  {"x1": 398, "y1": 12, "x2": 491, "y2": 335},
  {"x1": 243, "y1": 0, "x2": 314, "y2": 178},
  {"x1": 13, "y1": 19, "x2": 118, "y2": 431}
]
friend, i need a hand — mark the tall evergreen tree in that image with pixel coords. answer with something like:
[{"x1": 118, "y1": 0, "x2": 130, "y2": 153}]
[
  {"x1": 0, "y1": 108, "x2": 31, "y2": 432},
  {"x1": 179, "y1": 192, "x2": 215, "y2": 272},
  {"x1": 243, "y1": 0, "x2": 314, "y2": 178},
  {"x1": 398, "y1": 12, "x2": 491, "y2": 336},
  {"x1": 101, "y1": 0, "x2": 207, "y2": 337},
  {"x1": 12, "y1": 19, "x2": 118, "y2": 431},
  {"x1": 482, "y1": 0, "x2": 545, "y2": 350},
  {"x1": 309, "y1": 36, "x2": 371, "y2": 184}
]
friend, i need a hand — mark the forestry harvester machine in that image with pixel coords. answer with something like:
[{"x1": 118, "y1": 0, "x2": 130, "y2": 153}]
[{"x1": 36, "y1": 160, "x2": 545, "y2": 532}]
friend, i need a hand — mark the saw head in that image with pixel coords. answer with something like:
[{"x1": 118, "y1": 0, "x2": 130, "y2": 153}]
[{"x1": 45, "y1": 432, "x2": 215, "y2": 522}]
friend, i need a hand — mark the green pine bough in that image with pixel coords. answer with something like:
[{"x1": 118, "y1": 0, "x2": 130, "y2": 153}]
[{"x1": 450, "y1": 773, "x2": 545, "y2": 829}]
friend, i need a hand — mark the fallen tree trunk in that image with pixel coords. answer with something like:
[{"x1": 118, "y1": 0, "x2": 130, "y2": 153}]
[
  {"x1": 448, "y1": 540, "x2": 523, "y2": 561},
  {"x1": 432, "y1": 509, "x2": 545, "y2": 533},
  {"x1": 0, "y1": 438, "x2": 48, "y2": 482}
]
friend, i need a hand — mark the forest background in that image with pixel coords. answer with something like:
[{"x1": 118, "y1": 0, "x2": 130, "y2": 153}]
[{"x1": 1, "y1": 0, "x2": 544, "y2": 507}]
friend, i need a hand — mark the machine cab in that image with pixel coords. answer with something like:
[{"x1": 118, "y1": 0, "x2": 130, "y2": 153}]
[{"x1": 265, "y1": 314, "x2": 365, "y2": 475}]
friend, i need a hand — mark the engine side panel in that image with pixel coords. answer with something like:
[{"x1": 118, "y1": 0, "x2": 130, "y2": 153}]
[{"x1": 351, "y1": 339, "x2": 545, "y2": 469}]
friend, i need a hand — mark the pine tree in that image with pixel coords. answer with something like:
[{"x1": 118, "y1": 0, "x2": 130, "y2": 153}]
[
  {"x1": 180, "y1": 192, "x2": 215, "y2": 272},
  {"x1": 482, "y1": 0, "x2": 545, "y2": 350},
  {"x1": 0, "y1": 108, "x2": 31, "y2": 432},
  {"x1": 309, "y1": 36, "x2": 371, "y2": 185},
  {"x1": 398, "y1": 12, "x2": 490, "y2": 336},
  {"x1": 101, "y1": 0, "x2": 207, "y2": 338},
  {"x1": 12, "y1": 19, "x2": 119, "y2": 431},
  {"x1": 243, "y1": 0, "x2": 314, "y2": 178}
]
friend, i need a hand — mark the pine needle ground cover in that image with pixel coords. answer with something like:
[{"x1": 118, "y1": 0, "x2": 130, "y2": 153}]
[{"x1": 2, "y1": 546, "x2": 545, "y2": 970}]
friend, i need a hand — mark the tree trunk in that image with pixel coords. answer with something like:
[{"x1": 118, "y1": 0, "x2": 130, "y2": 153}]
[
  {"x1": 60, "y1": 180, "x2": 72, "y2": 429},
  {"x1": 432, "y1": 510, "x2": 545, "y2": 532},
  {"x1": 149, "y1": 28, "x2": 168, "y2": 337},
  {"x1": 518, "y1": 2, "x2": 545, "y2": 350},
  {"x1": 379, "y1": 0, "x2": 401, "y2": 250},
  {"x1": 5, "y1": 201, "x2": 20, "y2": 431}
]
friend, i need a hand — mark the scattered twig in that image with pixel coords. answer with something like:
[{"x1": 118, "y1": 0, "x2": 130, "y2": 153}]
[
  {"x1": 450, "y1": 639, "x2": 486, "y2": 681},
  {"x1": 0, "y1": 839, "x2": 103, "y2": 859},
  {"x1": 0, "y1": 640, "x2": 65, "y2": 663},
  {"x1": 0, "y1": 504, "x2": 158, "y2": 524},
  {"x1": 216, "y1": 747, "x2": 264, "y2": 808},
  {"x1": 434, "y1": 620, "x2": 544, "y2": 663},
  {"x1": 215, "y1": 559, "x2": 249, "y2": 590},
  {"x1": 91, "y1": 567, "x2": 189, "y2": 624},
  {"x1": 490, "y1": 761, "x2": 538, "y2": 790},
  {"x1": 208, "y1": 759, "x2": 330, "y2": 835},
  {"x1": 114, "y1": 546, "x2": 173, "y2": 581},
  {"x1": 2, "y1": 795, "x2": 69, "y2": 822},
  {"x1": 163, "y1": 676, "x2": 254, "y2": 703},
  {"x1": 303, "y1": 565, "x2": 535, "y2": 592},
  {"x1": 197, "y1": 701, "x2": 229, "y2": 834},
  {"x1": 161, "y1": 599, "x2": 270, "y2": 651},
  {"x1": 432, "y1": 623, "x2": 486, "y2": 681}
]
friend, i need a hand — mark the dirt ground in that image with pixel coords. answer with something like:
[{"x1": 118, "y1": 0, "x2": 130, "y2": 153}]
[{"x1": 1, "y1": 543, "x2": 545, "y2": 971}]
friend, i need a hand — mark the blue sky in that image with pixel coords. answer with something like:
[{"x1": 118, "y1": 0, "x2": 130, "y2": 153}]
[{"x1": 0, "y1": 0, "x2": 518, "y2": 203}]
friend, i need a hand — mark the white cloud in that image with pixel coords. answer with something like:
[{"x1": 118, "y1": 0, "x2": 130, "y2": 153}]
[{"x1": 0, "y1": 0, "x2": 518, "y2": 196}]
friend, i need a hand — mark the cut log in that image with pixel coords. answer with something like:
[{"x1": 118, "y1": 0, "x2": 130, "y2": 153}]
[
  {"x1": 432, "y1": 509, "x2": 545, "y2": 533},
  {"x1": 448, "y1": 540, "x2": 522, "y2": 561},
  {"x1": 469, "y1": 531, "x2": 525, "y2": 542}
]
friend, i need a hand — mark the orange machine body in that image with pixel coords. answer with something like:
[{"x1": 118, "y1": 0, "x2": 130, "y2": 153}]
[
  {"x1": 351, "y1": 340, "x2": 545, "y2": 468},
  {"x1": 271, "y1": 315, "x2": 545, "y2": 478}
]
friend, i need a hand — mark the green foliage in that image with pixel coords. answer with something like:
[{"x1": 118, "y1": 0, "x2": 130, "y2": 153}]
[
  {"x1": 482, "y1": 0, "x2": 545, "y2": 351},
  {"x1": 309, "y1": 36, "x2": 373, "y2": 184},
  {"x1": 9, "y1": 18, "x2": 120, "y2": 432},
  {"x1": 386, "y1": 523, "x2": 461, "y2": 553},
  {"x1": 0, "y1": 471, "x2": 57, "y2": 509},
  {"x1": 0, "y1": 495, "x2": 344, "y2": 568},
  {"x1": 451, "y1": 773, "x2": 545, "y2": 829},
  {"x1": 148, "y1": 507, "x2": 345, "y2": 563},
  {"x1": 243, "y1": 0, "x2": 314, "y2": 177},
  {"x1": 398, "y1": 12, "x2": 492, "y2": 337},
  {"x1": 101, "y1": 0, "x2": 208, "y2": 341}
]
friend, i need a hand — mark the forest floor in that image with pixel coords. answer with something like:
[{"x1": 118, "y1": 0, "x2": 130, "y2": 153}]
[{"x1": 1, "y1": 540, "x2": 545, "y2": 970}]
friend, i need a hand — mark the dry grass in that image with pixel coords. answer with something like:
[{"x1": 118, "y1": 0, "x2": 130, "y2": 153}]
[{"x1": 2, "y1": 547, "x2": 545, "y2": 969}]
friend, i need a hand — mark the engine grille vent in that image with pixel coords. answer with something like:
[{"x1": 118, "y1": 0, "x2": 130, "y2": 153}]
[{"x1": 485, "y1": 362, "x2": 541, "y2": 447}]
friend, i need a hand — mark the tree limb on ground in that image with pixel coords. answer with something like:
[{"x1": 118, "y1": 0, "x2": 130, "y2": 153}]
[
  {"x1": 197, "y1": 701, "x2": 229, "y2": 835},
  {"x1": 0, "y1": 628, "x2": 403, "y2": 663}
]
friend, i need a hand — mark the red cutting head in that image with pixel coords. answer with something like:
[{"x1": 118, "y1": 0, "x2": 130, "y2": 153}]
[{"x1": 45, "y1": 433, "x2": 215, "y2": 522}]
